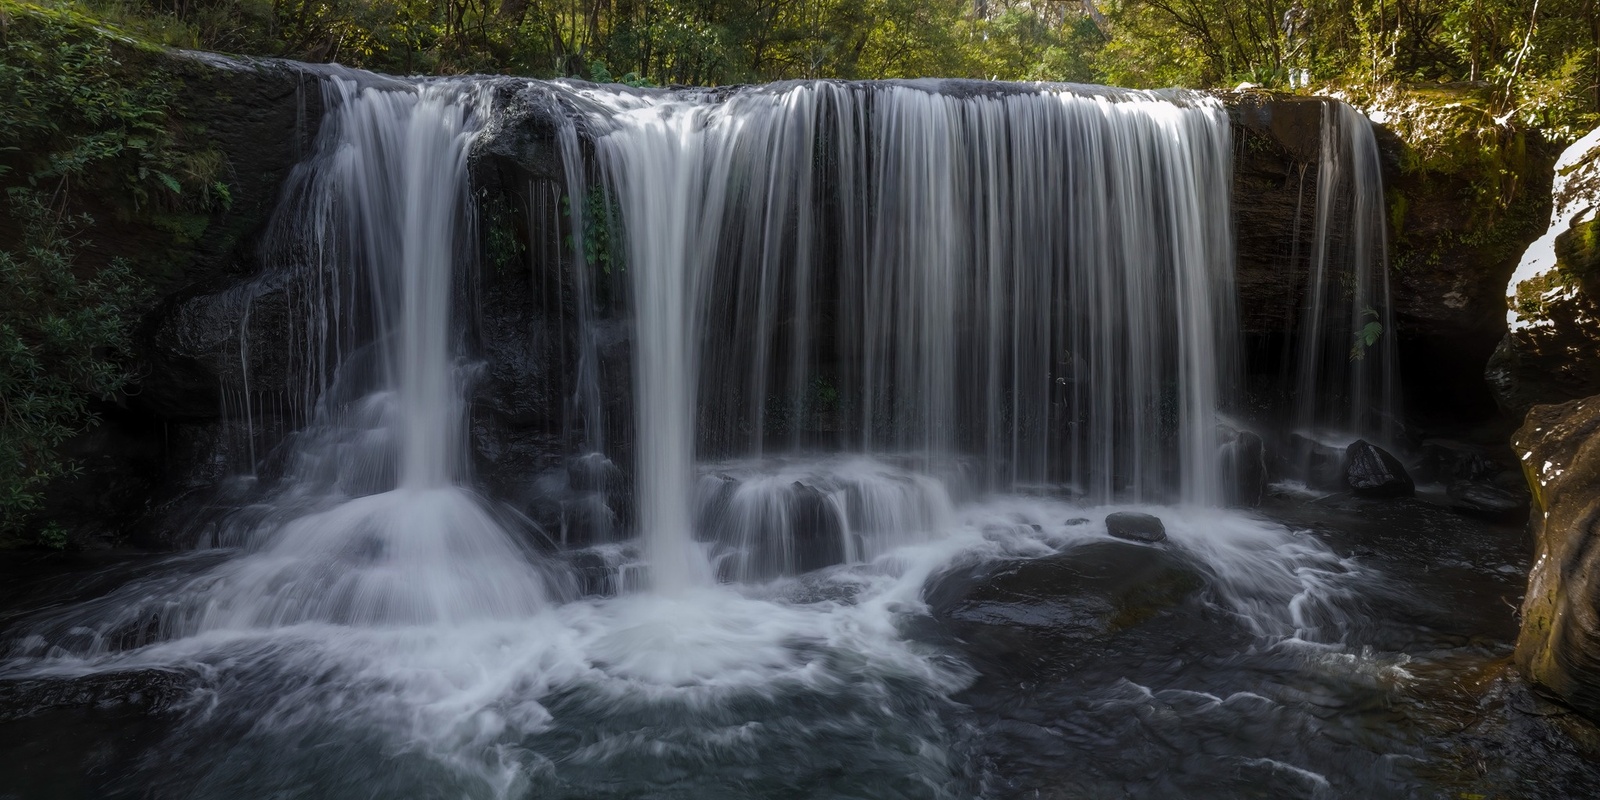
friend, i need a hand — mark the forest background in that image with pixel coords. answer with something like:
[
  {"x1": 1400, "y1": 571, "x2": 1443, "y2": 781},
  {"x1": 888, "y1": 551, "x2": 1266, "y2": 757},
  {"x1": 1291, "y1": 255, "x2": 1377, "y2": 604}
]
[{"x1": 8, "y1": 0, "x2": 1597, "y2": 138}]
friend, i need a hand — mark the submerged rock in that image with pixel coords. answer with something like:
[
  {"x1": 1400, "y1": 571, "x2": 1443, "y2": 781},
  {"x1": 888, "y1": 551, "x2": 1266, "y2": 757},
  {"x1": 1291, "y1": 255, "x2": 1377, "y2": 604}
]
[
  {"x1": 0, "y1": 669, "x2": 189, "y2": 722},
  {"x1": 1344, "y1": 440, "x2": 1415, "y2": 498},
  {"x1": 1447, "y1": 480, "x2": 1529, "y2": 522},
  {"x1": 925, "y1": 541, "x2": 1203, "y2": 658},
  {"x1": 1104, "y1": 511, "x2": 1167, "y2": 543},
  {"x1": 1515, "y1": 395, "x2": 1600, "y2": 722}
]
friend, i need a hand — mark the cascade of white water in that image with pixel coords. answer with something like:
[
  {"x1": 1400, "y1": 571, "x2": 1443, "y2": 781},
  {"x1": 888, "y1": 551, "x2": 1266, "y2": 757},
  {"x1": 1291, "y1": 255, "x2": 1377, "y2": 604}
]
[
  {"x1": 1291, "y1": 101, "x2": 1399, "y2": 449},
  {"x1": 587, "y1": 82, "x2": 1237, "y2": 585},
  {"x1": 173, "y1": 78, "x2": 553, "y2": 627}
]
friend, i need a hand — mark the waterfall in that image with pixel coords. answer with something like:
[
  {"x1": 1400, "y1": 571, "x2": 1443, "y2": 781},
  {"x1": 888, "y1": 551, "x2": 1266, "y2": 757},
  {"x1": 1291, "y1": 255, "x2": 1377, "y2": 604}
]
[
  {"x1": 589, "y1": 82, "x2": 1236, "y2": 586},
  {"x1": 1, "y1": 77, "x2": 1406, "y2": 799},
  {"x1": 1289, "y1": 101, "x2": 1399, "y2": 450},
  {"x1": 172, "y1": 77, "x2": 553, "y2": 628}
]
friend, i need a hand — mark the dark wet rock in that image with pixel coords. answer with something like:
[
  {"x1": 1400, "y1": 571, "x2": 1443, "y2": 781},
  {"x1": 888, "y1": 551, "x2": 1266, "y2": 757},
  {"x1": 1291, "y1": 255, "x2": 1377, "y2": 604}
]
[
  {"x1": 1414, "y1": 437, "x2": 1503, "y2": 483},
  {"x1": 563, "y1": 549, "x2": 619, "y2": 597},
  {"x1": 475, "y1": 283, "x2": 564, "y2": 432},
  {"x1": 142, "y1": 272, "x2": 297, "y2": 420},
  {"x1": 1286, "y1": 432, "x2": 1349, "y2": 491},
  {"x1": 789, "y1": 482, "x2": 847, "y2": 573},
  {"x1": 1227, "y1": 92, "x2": 1556, "y2": 424},
  {"x1": 1448, "y1": 480, "x2": 1529, "y2": 522},
  {"x1": 1064, "y1": 518, "x2": 1090, "y2": 526},
  {"x1": 1344, "y1": 440, "x2": 1414, "y2": 498},
  {"x1": 926, "y1": 541, "x2": 1203, "y2": 658},
  {"x1": 1104, "y1": 511, "x2": 1167, "y2": 543},
  {"x1": 474, "y1": 81, "x2": 572, "y2": 184},
  {"x1": 0, "y1": 670, "x2": 189, "y2": 722},
  {"x1": 1220, "y1": 428, "x2": 1267, "y2": 506},
  {"x1": 1225, "y1": 93, "x2": 1326, "y2": 339},
  {"x1": 1515, "y1": 395, "x2": 1600, "y2": 723},
  {"x1": 569, "y1": 452, "x2": 622, "y2": 493}
]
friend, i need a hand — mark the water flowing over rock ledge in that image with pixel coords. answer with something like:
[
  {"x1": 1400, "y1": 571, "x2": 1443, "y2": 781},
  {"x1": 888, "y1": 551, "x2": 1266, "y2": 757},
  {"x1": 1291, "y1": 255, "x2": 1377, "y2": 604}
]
[
  {"x1": 8, "y1": 31, "x2": 1600, "y2": 798},
  {"x1": 19, "y1": 53, "x2": 1549, "y2": 549}
]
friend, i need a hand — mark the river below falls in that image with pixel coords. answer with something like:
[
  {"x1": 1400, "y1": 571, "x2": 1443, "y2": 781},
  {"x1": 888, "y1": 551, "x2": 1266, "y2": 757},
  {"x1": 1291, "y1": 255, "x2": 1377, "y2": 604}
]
[{"x1": 2, "y1": 489, "x2": 1598, "y2": 799}]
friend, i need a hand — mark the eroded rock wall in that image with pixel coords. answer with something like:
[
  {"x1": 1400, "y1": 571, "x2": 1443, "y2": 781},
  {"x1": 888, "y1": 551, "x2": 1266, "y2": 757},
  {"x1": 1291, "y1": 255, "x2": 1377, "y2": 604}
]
[{"x1": 1514, "y1": 396, "x2": 1600, "y2": 721}]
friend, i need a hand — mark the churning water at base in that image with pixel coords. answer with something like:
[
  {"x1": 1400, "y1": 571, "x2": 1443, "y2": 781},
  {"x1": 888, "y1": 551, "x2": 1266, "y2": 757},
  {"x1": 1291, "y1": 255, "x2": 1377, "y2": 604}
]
[{"x1": 0, "y1": 77, "x2": 1530, "y2": 799}]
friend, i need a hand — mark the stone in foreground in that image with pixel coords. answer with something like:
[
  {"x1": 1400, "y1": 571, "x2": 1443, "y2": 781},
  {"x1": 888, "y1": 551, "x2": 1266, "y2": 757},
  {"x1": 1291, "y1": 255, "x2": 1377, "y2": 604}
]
[{"x1": 1104, "y1": 511, "x2": 1167, "y2": 543}]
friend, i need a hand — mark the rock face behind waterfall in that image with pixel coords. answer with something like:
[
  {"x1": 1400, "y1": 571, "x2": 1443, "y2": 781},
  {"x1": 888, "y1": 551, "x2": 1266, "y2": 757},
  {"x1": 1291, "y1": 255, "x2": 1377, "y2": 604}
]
[
  {"x1": 1514, "y1": 395, "x2": 1600, "y2": 721},
  {"x1": 1228, "y1": 89, "x2": 1557, "y2": 424},
  {"x1": 1491, "y1": 127, "x2": 1600, "y2": 413}
]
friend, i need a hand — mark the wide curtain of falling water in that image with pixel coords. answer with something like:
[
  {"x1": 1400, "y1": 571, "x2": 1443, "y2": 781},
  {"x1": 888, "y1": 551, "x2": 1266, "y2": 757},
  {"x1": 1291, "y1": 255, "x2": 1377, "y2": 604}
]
[{"x1": 591, "y1": 81, "x2": 1237, "y2": 591}]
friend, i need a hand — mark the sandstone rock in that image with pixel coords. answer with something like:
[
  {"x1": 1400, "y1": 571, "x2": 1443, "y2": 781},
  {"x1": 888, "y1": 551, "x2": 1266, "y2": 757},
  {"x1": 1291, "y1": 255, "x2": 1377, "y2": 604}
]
[
  {"x1": 1491, "y1": 126, "x2": 1600, "y2": 413},
  {"x1": 1514, "y1": 395, "x2": 1600, "y2": 722}
]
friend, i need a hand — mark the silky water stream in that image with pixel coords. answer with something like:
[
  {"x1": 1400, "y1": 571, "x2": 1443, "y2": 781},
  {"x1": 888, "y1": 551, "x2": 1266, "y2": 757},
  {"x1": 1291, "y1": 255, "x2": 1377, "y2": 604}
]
[{"x1": 0, "y1": 77, "x2": 1593, "y2": 799}]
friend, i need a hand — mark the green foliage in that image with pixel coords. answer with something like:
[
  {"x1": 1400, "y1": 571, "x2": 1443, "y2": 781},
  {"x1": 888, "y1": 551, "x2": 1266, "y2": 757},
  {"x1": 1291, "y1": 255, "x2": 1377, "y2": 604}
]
[
  {"x1": 0, "y1": 5, "x2": 200, "y2": 545},
  {"x1": 0, "y1": 193, "x2": 144, "y2": 543},
  {"x1": 588, "y1": 59, "x2": 653, "y2": 88},
  {"x1": 7, "y1": 0, "x2": 1599, "y2": 138},
  {"x1": 1349, "y1": 308, "x2": 1384, "y2": 360},
  {"x1": 563, "y1": 184, "x2": 620, "y2": 274},
  {"x1": 1099, "y1": 0, "x2": 1599, "y2": 135}
]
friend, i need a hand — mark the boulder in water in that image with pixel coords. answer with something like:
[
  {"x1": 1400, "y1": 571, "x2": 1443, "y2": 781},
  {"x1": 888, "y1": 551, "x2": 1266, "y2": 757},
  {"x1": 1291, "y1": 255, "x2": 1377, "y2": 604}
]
[
  {"x1": 1515, "y1": 395, "x2": 1600, "y2": 723},
  {"x1": 1343, "y1": 440, "x2": 1414, "y2": 498},
  {"x1": 1104, "y1": 512, "x2": 1166, "y2": 543},
  {"x1": 924, "y1": 541, "x2": 1203, "y2": 662}
]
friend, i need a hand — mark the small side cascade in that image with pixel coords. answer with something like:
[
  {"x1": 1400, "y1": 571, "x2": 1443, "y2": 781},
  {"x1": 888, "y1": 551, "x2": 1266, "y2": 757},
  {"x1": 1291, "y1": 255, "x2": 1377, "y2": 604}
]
[
  {"x1": 1286, "y1": 101, "x2": 1400, "y2": 469},
  {"x1": 180, "y1": 78, "x2": 553, "y2": 631}
]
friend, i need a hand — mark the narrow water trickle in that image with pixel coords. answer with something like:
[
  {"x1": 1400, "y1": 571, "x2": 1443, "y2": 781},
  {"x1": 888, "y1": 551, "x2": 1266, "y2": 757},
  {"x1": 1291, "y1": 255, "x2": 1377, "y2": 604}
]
[
  {"x1": 165, "y1": 77, "x2": 552, "y2": 630},
  {"x1": 1290, "y1": 101, "x2": 1400, "y2": 449}
]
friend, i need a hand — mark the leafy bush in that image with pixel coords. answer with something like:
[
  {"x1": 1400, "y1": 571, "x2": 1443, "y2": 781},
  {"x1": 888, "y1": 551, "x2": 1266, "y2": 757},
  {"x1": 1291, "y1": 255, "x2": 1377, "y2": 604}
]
[{"x1": 0, "y1": 6, "x2": 183, "y2": 544}]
